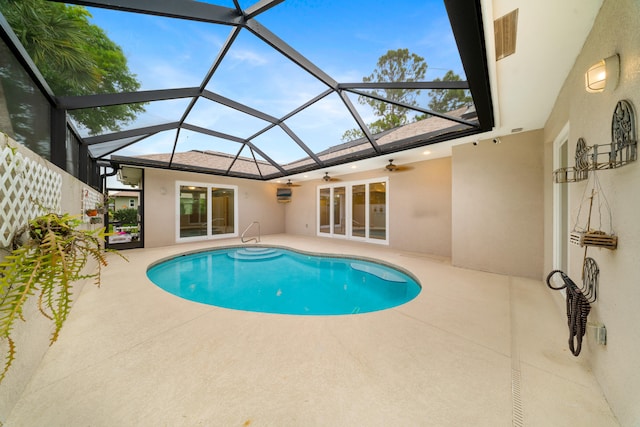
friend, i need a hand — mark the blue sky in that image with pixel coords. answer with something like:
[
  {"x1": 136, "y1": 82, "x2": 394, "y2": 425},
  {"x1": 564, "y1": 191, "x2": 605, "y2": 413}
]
[{"x1": 82, "y1": 0, "x2": 464, "y2": 165}]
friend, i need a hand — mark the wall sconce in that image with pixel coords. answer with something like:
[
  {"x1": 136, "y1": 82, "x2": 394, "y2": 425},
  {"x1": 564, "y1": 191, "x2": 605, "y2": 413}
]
[{"x1": 585, "y1": 54, "x2": 619, "y2": 93}]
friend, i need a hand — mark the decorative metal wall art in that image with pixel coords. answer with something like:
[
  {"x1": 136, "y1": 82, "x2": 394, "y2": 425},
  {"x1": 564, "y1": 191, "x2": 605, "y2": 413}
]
[
  {"x1": 553, "y1": 138, "x2": 590, "y2": 183},
  {"x1": 594, "y1": 99, "x2": 637, "y2": 169},
  {"x1": 553, "y1": 99, "x2": 637, "y2": 183}
]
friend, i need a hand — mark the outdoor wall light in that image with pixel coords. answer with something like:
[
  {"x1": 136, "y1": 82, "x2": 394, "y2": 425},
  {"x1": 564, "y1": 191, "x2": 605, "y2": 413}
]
[{"x1": 585, "y1": 54, "x2": 619, "y2": 93}]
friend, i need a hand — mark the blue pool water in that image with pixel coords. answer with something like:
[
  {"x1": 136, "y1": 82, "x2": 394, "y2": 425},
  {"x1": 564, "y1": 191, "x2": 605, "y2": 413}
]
[{"x1": 146, "y1": 246, "x2": 421, "y2": 315}]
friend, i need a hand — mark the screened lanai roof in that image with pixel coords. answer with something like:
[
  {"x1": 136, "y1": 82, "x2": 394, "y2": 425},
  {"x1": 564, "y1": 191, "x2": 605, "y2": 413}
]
[{"x1": 1, "y1": 0, "x2": 493, "y2": 180}]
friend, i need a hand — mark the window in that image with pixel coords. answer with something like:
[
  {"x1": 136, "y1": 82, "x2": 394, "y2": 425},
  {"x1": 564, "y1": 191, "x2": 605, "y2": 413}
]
[
  {"x1": 317, "y1": 178, "x2": 388, "y2": 244},
  {"x1": 176, "y1": 182, "x2": 238, "y2": 241},
  {"x1": 129, "y1": 199, "x2": 135, "y2": 208}
]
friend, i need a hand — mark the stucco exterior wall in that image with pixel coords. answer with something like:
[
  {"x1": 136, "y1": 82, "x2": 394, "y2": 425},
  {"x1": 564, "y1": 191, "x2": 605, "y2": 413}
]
[
  {"x1": 451, "y1": 131, "x2": 545, "y2": 279},
  {"x1": 283, "y1": 157, "x2": 452, "y2": 258},
  {"x1": 543, "y1": 0, "x2": 640, "y2": 424},
  {"x1": 143, "y1": 168, "x2": 286, "y2": 248},
  {"x1": 0, "y1": 136, "x2": 102, "y2": 422},
  {"x1": 388, "y1": 157, "x2": 452, "y2": 256}
]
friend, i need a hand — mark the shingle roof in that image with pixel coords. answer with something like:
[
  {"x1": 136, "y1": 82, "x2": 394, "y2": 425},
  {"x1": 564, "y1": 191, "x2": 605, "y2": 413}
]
[{"x1": 112, "y1": 106, "x2": 477, "y2": 179}]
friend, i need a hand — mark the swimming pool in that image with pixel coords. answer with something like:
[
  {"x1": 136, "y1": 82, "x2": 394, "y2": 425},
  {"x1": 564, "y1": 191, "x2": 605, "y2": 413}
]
[{"x1": 147, "y1": 246, "x2": 421, "y2": 315}]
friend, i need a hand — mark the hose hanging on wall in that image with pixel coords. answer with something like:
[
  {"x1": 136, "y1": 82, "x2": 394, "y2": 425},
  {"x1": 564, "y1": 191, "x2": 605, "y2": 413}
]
[{"x1": 546, "y1": 267, "x2": 596, "y2": 356}]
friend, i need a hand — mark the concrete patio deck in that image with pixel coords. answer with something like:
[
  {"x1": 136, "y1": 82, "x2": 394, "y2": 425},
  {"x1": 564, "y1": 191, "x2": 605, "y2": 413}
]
[{"x1": 5, "y1": 235, "x2": 618, "y2": 426}]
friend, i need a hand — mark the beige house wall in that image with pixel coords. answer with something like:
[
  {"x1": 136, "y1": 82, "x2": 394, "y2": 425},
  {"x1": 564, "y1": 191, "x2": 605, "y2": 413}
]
[
  {"x1": 451, "y1": 131, "x2": 545, "y2": 279},
  {"x1": 284, "y1": 157, "x2": 452, "y2": 258},
  {"x1": 143, "y1": 168, "x2": 286, "y2": 248},
  {"x1": 543, "y1": 0, "x2": 640, "y2": 424}
]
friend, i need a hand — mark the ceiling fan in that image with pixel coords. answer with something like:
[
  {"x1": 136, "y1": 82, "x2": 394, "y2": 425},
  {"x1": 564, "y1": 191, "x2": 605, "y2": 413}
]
[
  {"x1": 385, "y1": 159, "x2": 412, "y2": 172},
  {"x1": 282, "y1": 179, "x2": 301, "y2": 187},
  {"x1": 323, "y1": 172, "x2": 340, "y2": 182}
]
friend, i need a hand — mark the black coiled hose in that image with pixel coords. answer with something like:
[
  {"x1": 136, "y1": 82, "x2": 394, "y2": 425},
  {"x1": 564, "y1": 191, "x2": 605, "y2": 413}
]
[{"x1": 546, "y1": 270, "x2": 591, "y2": 356}]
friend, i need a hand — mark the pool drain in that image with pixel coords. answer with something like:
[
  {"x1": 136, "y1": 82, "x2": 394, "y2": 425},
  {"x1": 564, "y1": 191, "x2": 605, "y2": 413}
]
[{"x1": 511, "y1": 367, "x2": 524, "y2": 427}]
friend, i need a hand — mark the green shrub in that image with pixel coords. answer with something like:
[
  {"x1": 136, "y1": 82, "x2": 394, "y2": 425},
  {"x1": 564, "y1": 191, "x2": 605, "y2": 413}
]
[{"x1": 113, "y1": 208, "x2": 138, "y2": 225}]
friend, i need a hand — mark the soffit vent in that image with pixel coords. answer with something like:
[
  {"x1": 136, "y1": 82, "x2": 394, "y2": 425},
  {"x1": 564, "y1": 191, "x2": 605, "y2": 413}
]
[{"x1": 494, "y1": 9, "x2": 518, "y2": 61}]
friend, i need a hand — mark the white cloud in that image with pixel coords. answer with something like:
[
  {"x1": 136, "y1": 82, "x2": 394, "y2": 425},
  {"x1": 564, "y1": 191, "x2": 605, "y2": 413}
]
[
  {"x1": 228, "y1": 49, "x2": 269, "y2": 67},
  {"x1": 114, "y1": 131, "x2": 177, "y2": 157},
  {"x1": 141, "y1": 61, "x2": 204, "y2": 89}
]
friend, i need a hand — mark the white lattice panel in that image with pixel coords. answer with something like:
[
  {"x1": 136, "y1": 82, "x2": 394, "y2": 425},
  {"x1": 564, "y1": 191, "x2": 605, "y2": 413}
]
[
  {"x1": 82, "y1": 188, "x2": 102, "y2": 221},
  {"x1": 1, "y1": 144, "x2": 62, "y2": 247}
]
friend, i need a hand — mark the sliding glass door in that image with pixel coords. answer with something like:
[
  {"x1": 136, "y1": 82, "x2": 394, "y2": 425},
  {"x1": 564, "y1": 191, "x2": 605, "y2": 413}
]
[{"x1": 177, "y1": 182, "x2": 238, "y2": 242}]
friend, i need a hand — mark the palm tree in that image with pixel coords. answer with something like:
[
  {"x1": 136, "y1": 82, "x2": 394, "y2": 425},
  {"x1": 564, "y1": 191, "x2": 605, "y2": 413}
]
[
  {"x1": 2, "y1": 0, "x2": 100, "y2": 93},
  {"x1": 0, "y1": 0, "x2": 144, "y2": 136}
]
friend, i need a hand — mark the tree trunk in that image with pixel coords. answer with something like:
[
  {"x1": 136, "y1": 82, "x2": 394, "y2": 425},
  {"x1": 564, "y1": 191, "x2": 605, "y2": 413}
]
[{"x1": 0, "y1": 80, "x2": 15, "y2": 138}]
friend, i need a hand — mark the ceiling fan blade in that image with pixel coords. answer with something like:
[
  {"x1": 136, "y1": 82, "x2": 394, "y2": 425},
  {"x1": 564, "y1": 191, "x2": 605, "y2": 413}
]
[
  {"x1": 323, "y1": 172, "x2": 340, "y2": 182},
  {"x1": 385, "y1": 159, "x2": 412, "y2": 172}
]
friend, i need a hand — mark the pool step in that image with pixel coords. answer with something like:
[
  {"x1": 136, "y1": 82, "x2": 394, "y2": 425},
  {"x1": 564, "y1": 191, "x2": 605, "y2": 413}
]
[
  {"x1": 228, "y1": 247, "x2": 282, "y2": 260},
  {"x1": 350, "y1": 262, "x2": 407, "y2": 283}
]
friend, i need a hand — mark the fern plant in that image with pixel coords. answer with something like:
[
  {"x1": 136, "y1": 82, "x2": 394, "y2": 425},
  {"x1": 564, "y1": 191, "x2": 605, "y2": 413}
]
[{"x1": 0, "y1": 213, "x2": 125, "y2": 383}]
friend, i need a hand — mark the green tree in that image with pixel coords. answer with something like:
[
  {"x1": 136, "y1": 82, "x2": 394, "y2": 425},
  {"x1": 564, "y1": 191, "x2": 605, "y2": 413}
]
[
  {"x1": 341, "y1": 50, "x2": 474, "y2": 142},
  {"x1": 0, "y1": 0, "x2": 144, "y2": 135},
  {"x1": 360, "y1": 48, "x2": 427, "y2": 127},
  {"x1": 342, "y1": 49, "x2": 427, "y2": 142},
  {"x1": 342, "y1": 49, "x2": 427, "y2": 141},
  {"x1": 426, "y1": 70, "x2": 473, "y2": 113}
]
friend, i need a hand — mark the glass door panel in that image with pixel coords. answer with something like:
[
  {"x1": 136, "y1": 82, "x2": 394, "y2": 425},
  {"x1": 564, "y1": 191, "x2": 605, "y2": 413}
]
[
  {"x1": 369, "y1": 182, "x2": 386, "y2": 240},
  {"x1": 319, "y1": 188, "x2": 330, "y2": 234},
  {"x1": 211, "y1": 187, "x2": 235, "y2": 235},
  {"x1": 179, "y1": 186, "x2": 207, "y2": 238},
  {"x1": 333, "y1": 187, "x2": 346, "y2": 235},
  {"x1": 352, "y1": 184, "x2": 366, "y2": 238}
]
